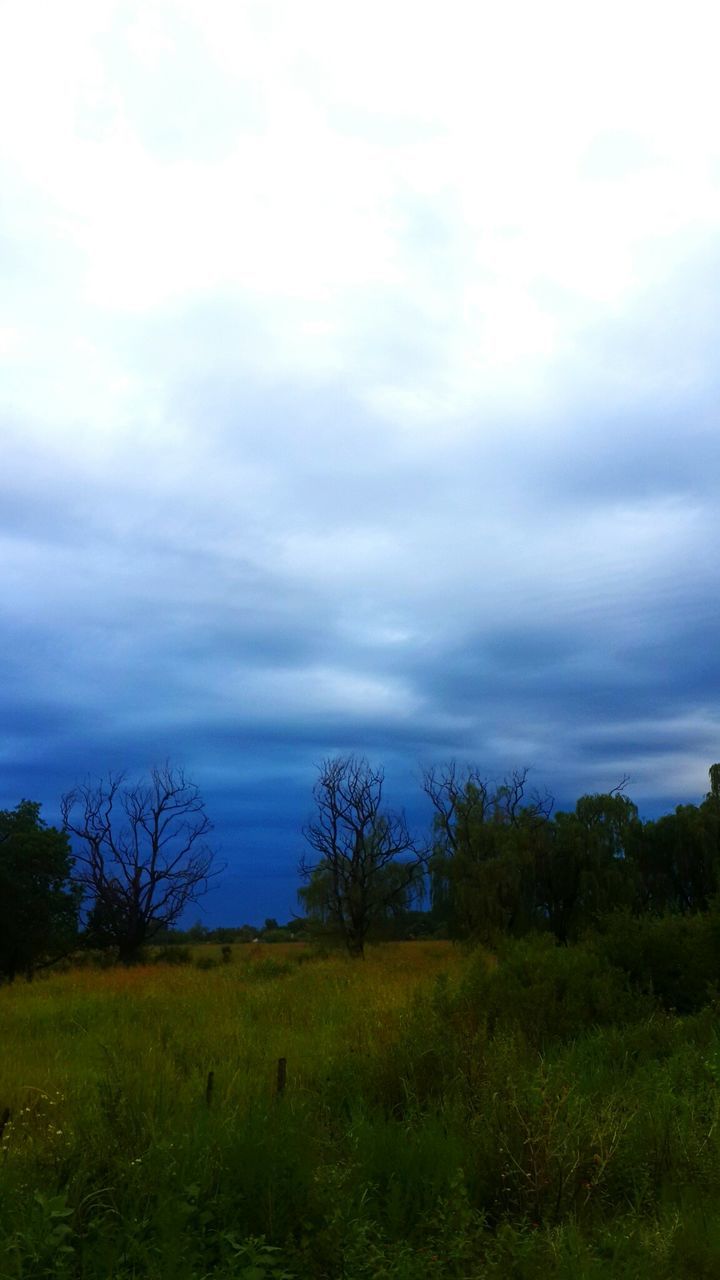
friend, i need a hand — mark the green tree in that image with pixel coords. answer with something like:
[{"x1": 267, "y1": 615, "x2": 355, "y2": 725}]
[
  {"x1": 636, "y1": 804, "x2": 718, "y2": 913},
  {"x1": 0, "y1": 800, "x2": 80, "y2": 982},
  {"x1": 299, "y1": 756, "x2": 425, "y2": 957},
  {"x1": 618, "y1": 767, "x2": 714, "y2": 913},
  {"x1": 423, "y1": 763, "x2": 551, "y2": 941},
  {"x1": 535, "y1": 792, "x2": 639, "y2": 942},
  {"x1": 626, "y1": 767, "x2": 720, "y2": 915}
]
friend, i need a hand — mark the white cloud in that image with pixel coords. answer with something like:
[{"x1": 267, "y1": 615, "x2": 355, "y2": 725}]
[
  {"x1": 2, "y1": 0, "x2": 720, "y2": 833},
  {"x1": 2, "y1": 0, "x2": 720, "y2": 441}
]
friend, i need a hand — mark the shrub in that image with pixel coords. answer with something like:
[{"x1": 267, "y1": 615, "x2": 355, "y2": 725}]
[
  {"x1": 455, "y1": 934, "x2": 645, "y2": 1048},
  {"x1": 152, "y1": 946, "x2": 192, "y2": 966},
  {"x1": 593, "y1": 911, "x2": 720, "y2": 1013}
]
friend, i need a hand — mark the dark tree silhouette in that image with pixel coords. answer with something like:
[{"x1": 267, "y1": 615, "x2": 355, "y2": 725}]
[
  {"x1": 61, "y1": 764, "x2": 217, "y2": 964},
  {"x1": 0, "y1": 800, "x2": 80, "y2": 982},
  {"x1": 299, "y1": 755, "x2": 425, "y2": 957}
]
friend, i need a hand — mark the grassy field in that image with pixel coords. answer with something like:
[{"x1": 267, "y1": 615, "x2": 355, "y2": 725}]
[{"x1": 2, "y1": 937, "x2": 720, "y2": 1278}]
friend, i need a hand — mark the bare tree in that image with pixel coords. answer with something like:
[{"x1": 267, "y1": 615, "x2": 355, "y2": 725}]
[
  {"x1": 299, "y1": 755, "x2": 425, "y2": 957},
  {"x1": 61, "y1": 763, "x2": 218, "y2": 963},
  {"x1": 423, "y1": 762, "x2": 553, "y2": 846}
]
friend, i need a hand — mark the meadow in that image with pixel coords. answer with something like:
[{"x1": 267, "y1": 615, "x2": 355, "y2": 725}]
[{"x1": 2, "y1": 936, "x2": 720, "y2": 1278}]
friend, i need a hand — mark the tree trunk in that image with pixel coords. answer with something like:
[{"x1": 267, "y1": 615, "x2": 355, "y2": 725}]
[{"x1": 118, "y1": 935, "x2": 145, "y2": 965}]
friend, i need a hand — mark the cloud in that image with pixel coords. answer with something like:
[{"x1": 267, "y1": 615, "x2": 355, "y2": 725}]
[{"x1": 2, "y1": 0, "x2": 720, "y2": 921}]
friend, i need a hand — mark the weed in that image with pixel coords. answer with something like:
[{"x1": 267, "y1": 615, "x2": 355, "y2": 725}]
[{"x1": 1, "y1": 939, "x2": 720, "y2": 1276}]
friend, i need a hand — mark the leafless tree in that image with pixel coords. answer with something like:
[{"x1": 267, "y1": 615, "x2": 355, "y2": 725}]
[
  {"x1": 422, "y1": 761, "x2": 553, "y2": 847},
  {"x1": 61, "y1": 763, "x2": 218, "y2": 963},
  {"x1": 299, "y1": 755, "x2": 426, "y2": 957}
]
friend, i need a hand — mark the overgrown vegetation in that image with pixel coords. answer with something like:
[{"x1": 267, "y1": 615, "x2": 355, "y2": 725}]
[
  {"x1": 3, "y1": 934, "x2": 720, "y2": 1277},
  {"x1": 3, "y1": 762, "x2": 720, "y2": 1273}
]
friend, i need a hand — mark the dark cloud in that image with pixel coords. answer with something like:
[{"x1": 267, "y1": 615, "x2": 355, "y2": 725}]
[
  {"x1": 3, "y1": 18, "x2": 720, "y2": 926},
  {"x1": 4, "y1": 343, "x2": 719, "y2": 927}
]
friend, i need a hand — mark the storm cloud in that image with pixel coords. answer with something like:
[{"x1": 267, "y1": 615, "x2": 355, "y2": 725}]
[{"x1": 2, "y1": 0, "x2": 719, "y2": 921}]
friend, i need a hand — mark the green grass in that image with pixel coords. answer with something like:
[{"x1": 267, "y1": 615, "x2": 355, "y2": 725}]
[{"x1": 2, "y1": 938, "x2": 720, "y2": 1278}]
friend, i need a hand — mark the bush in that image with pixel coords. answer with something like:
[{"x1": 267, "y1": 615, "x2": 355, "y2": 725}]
[
  {"x1": 152, "y1": 946, "x2": 192, "y2": 966},
  {"x1": 455, "y1": 934, "x2": 646, "y2": 1048},
  {"x1": 593, "y1": 911, "x2": 720, "y2": 1013}
]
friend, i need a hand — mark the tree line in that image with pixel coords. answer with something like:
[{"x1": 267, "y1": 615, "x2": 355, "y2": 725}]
[
  {"x1": 1, "y1": 757, "x2": 720, "y2": 979},
  {"x1": 424, "y1": 760, "x2": 720, "y2": 943},
  {"x1": 300, "y1": 757, "x2": 720, "y2": 953}
]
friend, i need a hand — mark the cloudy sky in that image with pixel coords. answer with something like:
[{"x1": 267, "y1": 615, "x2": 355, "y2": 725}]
[{"x1": 2, "y1": 0, "x2": 719, "y2": 923}]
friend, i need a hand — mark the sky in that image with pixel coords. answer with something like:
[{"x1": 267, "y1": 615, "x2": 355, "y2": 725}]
[{"x1": 2, "y1": 0, "x2": 720, "y2": 925}]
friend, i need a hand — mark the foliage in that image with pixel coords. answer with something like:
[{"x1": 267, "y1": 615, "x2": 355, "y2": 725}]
[
  {"x1": 534, "y1": 792, "x2": 640, "y2": 942},
  {"x1": 424, "y1": 763, "x2": 553, "y2": 941},
  {"x1": 152, "y1": 945, "x2": 193, "y2": 966},
  {"x1": 3, "y1": 938, "x2": 720, "y2": 1277},
  {"x1": 0, "y1": 800, "x2": 80, "y2": 982},
  {"x1": 456, "y1": 933, "x2": 645, "y2": 1047},
  {"x1": 425, "y1": 763, "x2": 720, "y2": 944},
  {"x1": 632, "y1": 794, "x2": 720, "y2": 913},
  {"x1": 591, "y1": 907, "x2": 720, "y2": 1013},
  {"x1": 6, "y1": 762, "x2": 720, "y2": 1272}
]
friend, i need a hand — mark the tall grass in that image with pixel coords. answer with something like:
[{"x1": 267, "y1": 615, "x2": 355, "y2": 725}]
[{"x1": 2, "y1": 938, "x2": 720, "y2": 1277}]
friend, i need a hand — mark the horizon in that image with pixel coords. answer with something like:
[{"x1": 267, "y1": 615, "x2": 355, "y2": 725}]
[{"x1": 10, "y1": 756, "x2": 719, "y2": 928}]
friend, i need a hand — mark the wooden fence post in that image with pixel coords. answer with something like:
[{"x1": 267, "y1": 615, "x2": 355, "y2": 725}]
[{"x1": 276, "y1": 1057, "x2": 287, "y2": 1098}]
